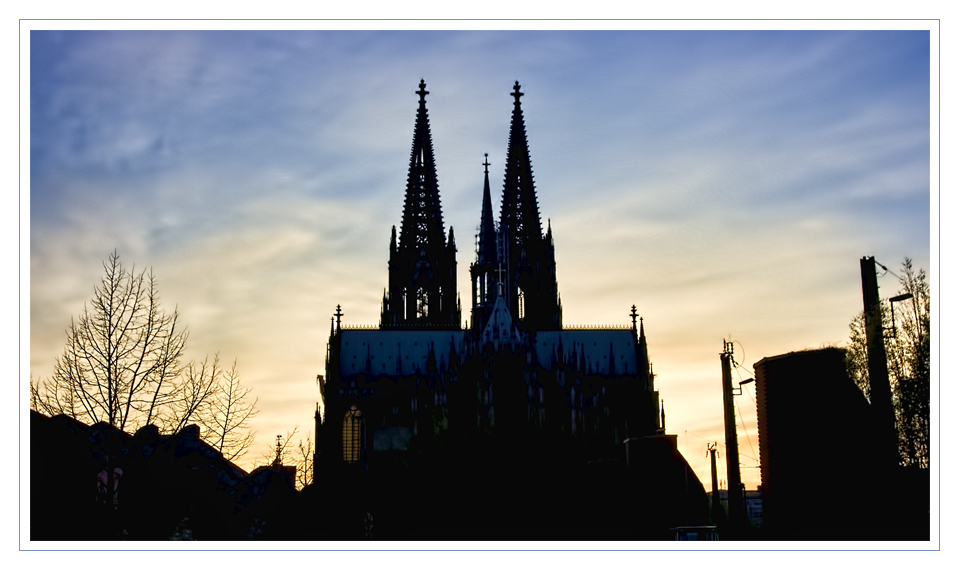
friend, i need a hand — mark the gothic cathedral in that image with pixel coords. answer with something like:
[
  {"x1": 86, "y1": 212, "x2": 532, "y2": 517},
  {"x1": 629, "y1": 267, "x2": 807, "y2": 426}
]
[{"x1": 313, "y1": 81, "x2": 707, "y2": 539}]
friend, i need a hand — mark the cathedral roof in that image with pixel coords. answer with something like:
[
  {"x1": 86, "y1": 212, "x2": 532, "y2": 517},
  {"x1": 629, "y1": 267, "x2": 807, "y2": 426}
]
[
  {"x1": 534, "y1": 330, "x2": 639, "y2": 376},
  {"x1": 338, "y1": 330, "x2": 468, "y2": 377},
  {"x1": 480, "y1": 294, "x2": 521, "y2": 346}
]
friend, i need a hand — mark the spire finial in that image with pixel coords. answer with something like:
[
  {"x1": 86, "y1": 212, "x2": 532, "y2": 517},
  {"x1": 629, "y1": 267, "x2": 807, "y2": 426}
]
[
  {"x1": 630, "y1": 305, "x2": 639, "y2": 330},
  {"x1": 483, "y1": 153, "x2": 490, "y2": 175},
  {"x1": 273, "y1": 434, "x2": 283, "y2": 466},
  {"x1": 512, "y1": 81, "x2": 523, "y2": 104},
  {"x1": 417, "y1": 79, "x2": 429, "y2": 104},
  {"x1": 335, "y1": 304, "x2": 343, "y2": 332}
]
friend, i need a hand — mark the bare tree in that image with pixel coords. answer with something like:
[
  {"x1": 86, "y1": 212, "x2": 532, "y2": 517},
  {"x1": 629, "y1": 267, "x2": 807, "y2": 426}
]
[
  {"x1": 33, "y1": 252, "x2": 186, "y2": 433},
  {"x1": 257, "y1": 427, "x2": 313, "y2": 490},
  {"x1": 295, "y1": 435, "x2": 314, "y2": 490},
  {"x1": 198, "y1": 358, "x2": 258, "y2": 462},
  {"x1": 31, "y1": 252, "x2": 258, "y2": 455}
]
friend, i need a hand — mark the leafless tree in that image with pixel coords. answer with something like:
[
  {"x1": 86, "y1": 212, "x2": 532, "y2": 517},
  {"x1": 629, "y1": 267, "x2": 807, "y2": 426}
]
[
  {"x1": 32, "y1": 252, "x2": 187, "y2": 433},
  {"x1": 198, "y1": 358, "x2": 258, "y2": 462},
  {"x1": 31, "y1": 252, "x2": 257, "y2": 456},
  {"x1": 257, "y1": 427, "x2": 313, "y2": 490}
]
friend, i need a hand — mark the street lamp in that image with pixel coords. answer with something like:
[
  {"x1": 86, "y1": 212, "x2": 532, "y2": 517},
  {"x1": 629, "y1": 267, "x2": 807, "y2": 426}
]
[{"x1": 889, "y1": 293, "x2": 914, "y2": 340}]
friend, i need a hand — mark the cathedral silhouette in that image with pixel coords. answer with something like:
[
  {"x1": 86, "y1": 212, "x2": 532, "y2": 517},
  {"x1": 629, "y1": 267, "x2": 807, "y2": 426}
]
[{"x1": 313, "y1": 81, "x2": 707, "y2": 540}]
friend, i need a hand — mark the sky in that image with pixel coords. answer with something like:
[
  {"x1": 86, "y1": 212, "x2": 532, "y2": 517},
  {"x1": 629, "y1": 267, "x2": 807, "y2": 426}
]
[{"x1": 25, "y1": 26, "x2": 933, "y2": 493}]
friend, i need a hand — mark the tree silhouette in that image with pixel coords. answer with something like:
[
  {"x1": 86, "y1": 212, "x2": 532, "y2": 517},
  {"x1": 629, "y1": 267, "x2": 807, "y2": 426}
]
[
  {"x1": 198, "y1": 357, "x2": 258, "y2": 462},
  {"x1": 31, "y1": 251, "x2": 257, "y2": 456},
  {"x1": 257, "y1": 427, "x2": 313, "y2": 490},
  {"x1": 847, "y1": 258, "x2": 930, "y2": 468}
]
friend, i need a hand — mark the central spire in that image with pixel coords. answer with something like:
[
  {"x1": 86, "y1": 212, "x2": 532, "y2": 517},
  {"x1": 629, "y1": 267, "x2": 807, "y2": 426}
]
[{"x1": 477, "y1": 153, "x2": 497, "y2": 266}]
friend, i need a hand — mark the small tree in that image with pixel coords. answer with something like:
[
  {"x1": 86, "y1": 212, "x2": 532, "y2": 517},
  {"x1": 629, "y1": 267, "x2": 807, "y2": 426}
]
[
  {"x1": 198, "y1": 358, "x2": 258, "y2": 462},
  {"x1": 258, "y1": 427, "x2": 313, "y2": 490},
  {"x1": 847, "y1": 258, "x2": 930, "y2": 469},
  {"x1": 31, "y1": 251, "x2": 257, "y2": 452},
  {"x1": 32, "y1": 252, "x2": 186, "y2": 432}
]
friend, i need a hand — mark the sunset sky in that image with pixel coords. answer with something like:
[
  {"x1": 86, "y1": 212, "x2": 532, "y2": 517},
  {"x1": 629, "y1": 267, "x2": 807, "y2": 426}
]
[{"x1": 25, "y1": 25, "x2": 934, "y2": 492}]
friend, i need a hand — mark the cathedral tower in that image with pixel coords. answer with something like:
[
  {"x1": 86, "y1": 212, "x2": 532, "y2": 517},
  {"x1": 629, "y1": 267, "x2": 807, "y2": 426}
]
[
  {"x1": 497, "y1": 81, "x2": 561, "y2": 331},
  {"x1": 470, "y1": 154, "x2": 499, "y2": 333},
  {"x1": 381, "y1": 80, "x2": 459, "y2": 328}
]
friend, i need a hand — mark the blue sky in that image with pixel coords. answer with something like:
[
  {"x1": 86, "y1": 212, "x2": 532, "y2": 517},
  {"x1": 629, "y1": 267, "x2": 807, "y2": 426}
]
[{"x1": 27, "y1": 28, "x2": 932, "y2": 491}]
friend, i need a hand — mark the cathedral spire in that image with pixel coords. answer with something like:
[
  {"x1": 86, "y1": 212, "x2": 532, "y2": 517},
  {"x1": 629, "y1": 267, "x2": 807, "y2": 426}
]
[
  {"x1": 496, "y1": 81, "x2": 560, "y2": 330},
  {"x1": 477, "y1": 153, "x2": 497, "y2": 266},
  {"x1": 500, "y1": 81, "x2": 542, "y2": 251},
  {"x1": 382, "y1": 80, "x2": 459, "y2": 329},
  {"x1": 398, "y1": 79, "x2": 446, "y2": 252}
]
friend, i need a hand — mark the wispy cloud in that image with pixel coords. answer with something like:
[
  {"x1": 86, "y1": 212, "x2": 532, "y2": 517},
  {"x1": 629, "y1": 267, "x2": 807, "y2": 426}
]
[{"x1": 29, "y1": 29, "x2": 931, "y2": 487}]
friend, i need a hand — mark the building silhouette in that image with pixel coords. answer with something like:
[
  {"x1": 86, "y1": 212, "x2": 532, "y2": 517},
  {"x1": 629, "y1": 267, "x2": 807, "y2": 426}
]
[
  {"x1": 30, "y1": 411, "x2": 301, "y2": 540},
  {"x1": 314, "y1": 81, "x2": 707, "y2": 539},
  {"x1": 753, "y1": 348, "x2": 928, "y2": 540}
]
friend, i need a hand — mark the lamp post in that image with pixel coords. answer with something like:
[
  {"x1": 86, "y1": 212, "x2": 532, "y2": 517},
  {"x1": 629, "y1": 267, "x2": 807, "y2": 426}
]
[{"x1": 889, "y1": 293, "x2": 914, "y2": 341}]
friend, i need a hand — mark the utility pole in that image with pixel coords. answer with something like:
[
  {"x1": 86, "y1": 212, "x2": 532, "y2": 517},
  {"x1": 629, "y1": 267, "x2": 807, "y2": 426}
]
[
  {"x1": 860, "y1": 256, "x2": 899, "y2": 468},
  {"x1": 708, "y1": 442, "x2": 723, "y2": 525},
  {"x1": 721, "y1": 340, "x2": 745, "y2": 530}
]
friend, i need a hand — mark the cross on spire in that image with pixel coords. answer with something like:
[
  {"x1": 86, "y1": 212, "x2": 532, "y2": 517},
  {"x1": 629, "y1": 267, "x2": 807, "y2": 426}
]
[
  {"x1": 483, "y1": 153, "x2": 490, "y2": 175},
  {"x1": 335, "y1": 304, "x2": 343, "y2": 332},
  {"x1": 417, "y1": 79, "x2": 429, "y2": 104},
  {"x1": 630, "y1": 305, "x2": 639, "y2": 330},
  {"x1": 511, "y1": 81, "x2": 523, "y2": 104}
]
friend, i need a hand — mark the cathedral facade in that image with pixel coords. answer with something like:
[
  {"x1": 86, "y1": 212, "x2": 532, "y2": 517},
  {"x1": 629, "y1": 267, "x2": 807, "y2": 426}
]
[{"x1": 313, "y1": 81, "x2": 704, "y2": 539}]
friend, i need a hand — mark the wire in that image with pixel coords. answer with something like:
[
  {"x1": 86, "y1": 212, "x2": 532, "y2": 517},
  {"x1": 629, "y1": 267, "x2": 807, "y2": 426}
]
[
  {"x1": 734, "y1": 397, "x2": 758, "y2": 464},
  {"x1": 735, "y1": 339, "x2": 747, "y2": 372},
  {"x1": 683, "y1": 429, "x2": 714, "y2": 443},
  {"x1": 875, "y1": 260, "x2": 903, "y2": 280}
]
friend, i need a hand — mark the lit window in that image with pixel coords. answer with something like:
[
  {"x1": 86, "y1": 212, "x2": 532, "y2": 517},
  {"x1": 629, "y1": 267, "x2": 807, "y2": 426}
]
[{"x1": 343, "y1": 405, "x2": 362, "y2": 463}]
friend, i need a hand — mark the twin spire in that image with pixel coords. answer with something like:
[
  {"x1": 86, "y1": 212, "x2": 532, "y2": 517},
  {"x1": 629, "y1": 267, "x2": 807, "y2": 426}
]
[{"x1": 383, "y1": 79, "x2": 560, "y2": 332}]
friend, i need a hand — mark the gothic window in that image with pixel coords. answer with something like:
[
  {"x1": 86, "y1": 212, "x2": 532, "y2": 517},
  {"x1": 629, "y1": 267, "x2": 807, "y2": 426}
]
[
  {"x1": 416, "y1": 287, "x2": 428, "y2": 319},
  {"x1": 342, "y1": 405, "x2": 362, "y2": 463},
  {"x1": 518, "y1": 289, "x2": 525, "y2": 320}
]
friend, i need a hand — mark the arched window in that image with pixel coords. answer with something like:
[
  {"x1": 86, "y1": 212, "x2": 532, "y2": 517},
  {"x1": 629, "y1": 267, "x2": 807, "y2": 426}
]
[
  {"x1": 342, "y1": 405, "x2": 362, "y2": 463},
  {"x1": 416, "y1": 287, "x2": 429, "y2": 319},
  {"x1": 518, "y1": 289, "x2": 525, "y2": 320}
]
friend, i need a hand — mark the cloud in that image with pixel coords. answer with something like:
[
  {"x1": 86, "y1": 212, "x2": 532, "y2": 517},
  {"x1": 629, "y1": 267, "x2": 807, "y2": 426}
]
[{"x1": 29, "y1": 30, "x2": 931, "y2": 485}]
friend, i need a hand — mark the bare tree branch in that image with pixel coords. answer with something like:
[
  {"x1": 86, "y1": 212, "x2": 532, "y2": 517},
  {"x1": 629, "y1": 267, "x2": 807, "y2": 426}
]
[{"x1": 33, "y1": 251, "x2": 258, "y2": 465}]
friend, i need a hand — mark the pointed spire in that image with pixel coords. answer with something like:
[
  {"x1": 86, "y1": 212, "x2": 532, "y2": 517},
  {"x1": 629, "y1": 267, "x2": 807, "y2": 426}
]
[
  {"x1": 638, "y1": 316, "x2": 652, "y2": 391},
  {"x1": 383, "y1": 80, "x2": 459, "y2": 329},
  {"x1": 500, "y1": 81, "x2": 542, "y2": 249},
  {"x1": 478, "y1": 153, "x2": 497, "y2": 265},
  {"x1": 399, "y1": 79, "x2": 446, "y2": 253}
]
